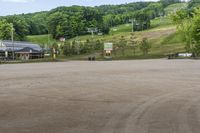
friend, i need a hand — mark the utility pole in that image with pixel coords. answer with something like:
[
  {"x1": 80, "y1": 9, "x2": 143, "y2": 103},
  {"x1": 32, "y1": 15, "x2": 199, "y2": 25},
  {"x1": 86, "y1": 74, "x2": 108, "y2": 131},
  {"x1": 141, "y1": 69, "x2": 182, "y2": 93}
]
[
  {"x1": 159, "y1": 12, "x2": 164, "y2": 23},
  {"x1": 11, "y1": 23, "x2": 14, "y2": 60},
  {"x1": 48, "y1": 29, "x2": 50, "y2": 45},
  {"x1": 75, "y1": 36, "x2": 80, "y2": 55},
  {"x1": 129, "y1": 19, "x2": 135, "y2": 33}
]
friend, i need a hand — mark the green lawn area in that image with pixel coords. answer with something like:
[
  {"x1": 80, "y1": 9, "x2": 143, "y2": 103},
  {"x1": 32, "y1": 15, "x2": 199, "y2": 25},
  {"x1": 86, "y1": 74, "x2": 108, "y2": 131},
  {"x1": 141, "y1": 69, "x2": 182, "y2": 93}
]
[
  {"x1": 26, "y1": 34, "x2": 57, "y2": 47},
  {"x1": 150, "y1": 16, "x2": 173, "y2": 28}
]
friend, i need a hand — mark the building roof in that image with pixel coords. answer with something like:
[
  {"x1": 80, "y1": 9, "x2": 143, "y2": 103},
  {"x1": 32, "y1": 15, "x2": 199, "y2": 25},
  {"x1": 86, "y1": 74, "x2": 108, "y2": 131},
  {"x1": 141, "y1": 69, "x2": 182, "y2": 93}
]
[
  {"x1": 0, "y1": 40, "x2": 43, "y2": 52},
  {"x1": 15, "y1": 47, "x2": 42, "y2": 54}
]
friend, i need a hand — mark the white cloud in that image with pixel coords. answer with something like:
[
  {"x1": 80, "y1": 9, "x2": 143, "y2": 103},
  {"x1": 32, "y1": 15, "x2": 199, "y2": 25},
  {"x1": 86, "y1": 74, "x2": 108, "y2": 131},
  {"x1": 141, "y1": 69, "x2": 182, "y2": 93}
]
[{"x1": 2, "y1": 0, "x2": 34, "y2": 3}]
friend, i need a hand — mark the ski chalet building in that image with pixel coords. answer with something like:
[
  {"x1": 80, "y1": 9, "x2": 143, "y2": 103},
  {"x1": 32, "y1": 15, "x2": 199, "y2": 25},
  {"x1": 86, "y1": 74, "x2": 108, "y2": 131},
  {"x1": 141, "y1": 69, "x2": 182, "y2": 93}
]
[{"x1": 0, "y1": 40, "x2": 44, "y2": 60}]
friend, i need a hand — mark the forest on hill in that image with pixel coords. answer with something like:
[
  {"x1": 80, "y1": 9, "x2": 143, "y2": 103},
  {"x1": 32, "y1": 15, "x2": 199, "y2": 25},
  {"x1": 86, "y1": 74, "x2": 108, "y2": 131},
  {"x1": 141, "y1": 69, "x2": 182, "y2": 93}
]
[{"x1": 0, "y1": 0, "x2": 182, "y2": 41}]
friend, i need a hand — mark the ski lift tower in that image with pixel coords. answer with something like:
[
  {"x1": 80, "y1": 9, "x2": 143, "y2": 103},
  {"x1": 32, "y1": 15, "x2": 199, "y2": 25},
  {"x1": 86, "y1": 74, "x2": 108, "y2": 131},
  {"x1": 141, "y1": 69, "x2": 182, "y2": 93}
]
[
  {"x1": 87, "y1": 28, "x2": 98, "y2": 38},
  {"x1": 10, "y1": 23, "x2": 15, "y2": 60},
  {"x1": 159, "y1": 12, "x2": 164, "y2": 23}
]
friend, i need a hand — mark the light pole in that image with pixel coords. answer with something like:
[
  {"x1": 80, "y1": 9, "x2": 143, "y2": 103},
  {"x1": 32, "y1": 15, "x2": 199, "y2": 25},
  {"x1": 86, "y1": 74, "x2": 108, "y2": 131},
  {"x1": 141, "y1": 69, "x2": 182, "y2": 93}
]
[
  {"x1": 47, "y1": 28, "x2": 50, "y2": 46},
  {"x1": 11, "y1": 23, "x2": 15, "y2": 60},
  {"x1": 75, "y1": 36, "x2": 80, "y2": 55},
  {"x1": 129, "y1": 19, "x2": 136, "y2": 33}
]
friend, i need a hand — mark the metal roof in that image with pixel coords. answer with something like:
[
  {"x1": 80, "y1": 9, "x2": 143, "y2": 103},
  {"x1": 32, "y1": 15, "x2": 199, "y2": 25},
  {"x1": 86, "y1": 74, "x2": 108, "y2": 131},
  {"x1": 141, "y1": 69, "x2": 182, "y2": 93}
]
[
  {"x1": 0, "y1": 40, "x2": 43, "y2": 52},
  {"x1": 15, "y1": 47, "x2": 41, "y2": 53}
]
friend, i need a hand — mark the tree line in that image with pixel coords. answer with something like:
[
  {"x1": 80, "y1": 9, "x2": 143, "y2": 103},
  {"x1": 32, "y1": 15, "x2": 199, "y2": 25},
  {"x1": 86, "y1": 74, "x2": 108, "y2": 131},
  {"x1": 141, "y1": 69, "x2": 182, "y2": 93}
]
[
  {"x1": 172, "y1": 0, "x2": 200, "y2": 56},
  {"x1": 0, "y1": 0, "x2": 182, "y2": 41}
]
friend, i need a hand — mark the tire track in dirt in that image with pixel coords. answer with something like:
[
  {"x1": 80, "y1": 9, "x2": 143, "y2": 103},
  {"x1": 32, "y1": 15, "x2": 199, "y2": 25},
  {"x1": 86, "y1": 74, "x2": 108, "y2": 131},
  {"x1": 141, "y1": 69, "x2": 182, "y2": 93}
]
[
  {"x1": 178, "y1": 96, "x2": 200, "y2": 133},
  {"x1": 100, "y1": 91, "x2": 177, "y2": 133},
  {"x1": 123, "y1": 91, "x2": 179, "y2": 133},
  {"x1": 122, "y1": 90, "x2": 200, "y2": 133}
]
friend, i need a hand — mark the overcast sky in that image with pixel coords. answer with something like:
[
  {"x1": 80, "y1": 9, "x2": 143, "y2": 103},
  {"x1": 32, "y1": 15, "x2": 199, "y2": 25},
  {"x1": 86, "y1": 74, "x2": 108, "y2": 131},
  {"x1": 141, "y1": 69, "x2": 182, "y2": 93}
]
[{"x1": 0, "y1": 0, "x2": 159, "y2": 16}]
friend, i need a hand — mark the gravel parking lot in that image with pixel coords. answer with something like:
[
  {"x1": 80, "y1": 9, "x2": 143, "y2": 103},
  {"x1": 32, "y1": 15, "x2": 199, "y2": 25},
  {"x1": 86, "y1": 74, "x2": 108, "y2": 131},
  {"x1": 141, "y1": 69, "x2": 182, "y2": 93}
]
[{"x1": 0, "y1": 59, "x2": 200, "y2": 133}]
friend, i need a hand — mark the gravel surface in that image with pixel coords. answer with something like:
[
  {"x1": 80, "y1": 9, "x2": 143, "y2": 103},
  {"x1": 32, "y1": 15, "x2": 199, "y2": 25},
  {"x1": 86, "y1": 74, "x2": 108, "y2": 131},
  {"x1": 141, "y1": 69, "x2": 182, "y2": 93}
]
[{"x1": 0, "y1": 59, "x2": 200, "y2": 133}]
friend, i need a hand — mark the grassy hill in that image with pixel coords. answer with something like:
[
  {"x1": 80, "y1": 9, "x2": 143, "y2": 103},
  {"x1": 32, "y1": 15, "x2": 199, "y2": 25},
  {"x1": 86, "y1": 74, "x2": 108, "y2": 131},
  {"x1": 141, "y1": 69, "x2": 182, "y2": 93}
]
[
  {"x1": 164, "y1": 3, "x2": 188, "y2": 15},
  {"x1": 26, "y1": 3, "x2": 186, "y2": 60},
  {"x1": 26, "y1": 20, "x2": 184, "y2": 60}
]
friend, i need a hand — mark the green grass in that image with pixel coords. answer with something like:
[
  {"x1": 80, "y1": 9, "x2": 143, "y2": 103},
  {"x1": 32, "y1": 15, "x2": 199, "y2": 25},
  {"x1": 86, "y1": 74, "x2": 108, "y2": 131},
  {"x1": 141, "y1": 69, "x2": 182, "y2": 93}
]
[
  {"x1": 26, "y1": 34, "x2": 57, "y2": 47},
  {"x1": 164, "y1": 3, "x2": 188, "y2": 15},
  {"x1": 150, "y1": 16, "x2": 173, "y2": 28},
  {"x1": 110, "y1": 24, "x2": 132, "y2": 34},
  {"x1": 161, "y1": 32, "x2": 182, "y2": 44},
  {"x1": 67, "y1": 24, "x2": 133, "y2": 42}
]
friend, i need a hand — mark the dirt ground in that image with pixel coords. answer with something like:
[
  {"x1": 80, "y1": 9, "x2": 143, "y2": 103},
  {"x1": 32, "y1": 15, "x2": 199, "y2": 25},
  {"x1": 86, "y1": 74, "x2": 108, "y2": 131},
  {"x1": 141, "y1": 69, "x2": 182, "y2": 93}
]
[{"x1": 0, "y1": 59, "x2": 200, "y2": 133}]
